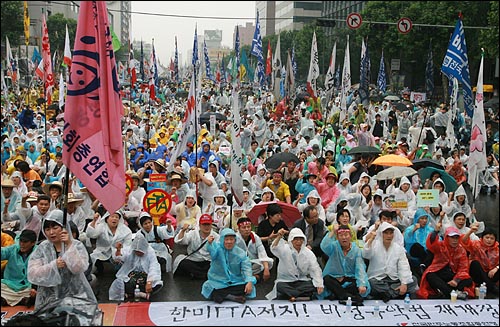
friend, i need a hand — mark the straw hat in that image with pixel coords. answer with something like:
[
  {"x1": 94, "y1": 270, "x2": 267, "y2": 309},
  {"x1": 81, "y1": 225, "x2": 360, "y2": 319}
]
[
  {"x1": 67, "y1": 193, "x2": 84, "y2": 205},
  {"x1": 26, "y1": 191, "x2": 39, "y2": 202},
  {"x1": 42, "y1": 181, "x2": 63, "y2": 195},
  {"x1": 1, "y1": 179, "x2": 15, "y2": 188},
  {"x1": 166, "y1": 171, "x2": 188, "y2": 185},
  {"x1": 154, "y1": 158, "x2": 167, "y2": 170}
]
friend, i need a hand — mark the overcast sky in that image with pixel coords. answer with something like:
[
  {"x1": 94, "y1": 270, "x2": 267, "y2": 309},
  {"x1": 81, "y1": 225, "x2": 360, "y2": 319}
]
[{"x1": 130, "y1": 1, "x2": 256, "y2": 66}]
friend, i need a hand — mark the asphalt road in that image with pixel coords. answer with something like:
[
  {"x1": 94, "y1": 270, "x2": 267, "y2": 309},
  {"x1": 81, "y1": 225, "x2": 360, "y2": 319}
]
[{"x1": 94, "y1": 191, "x2": 499, "y2": 304}]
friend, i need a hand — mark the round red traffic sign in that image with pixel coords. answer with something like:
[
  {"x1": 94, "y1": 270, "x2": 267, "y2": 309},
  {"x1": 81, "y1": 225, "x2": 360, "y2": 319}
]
[
  {"x1": 125, "y1": 174, "x2": 133, "y2": 196},
  {"x1": 397, "y1": 17, "x2": 413, "y2": 34},
  {"x1": 143, "y1": 189, "x2": 172, "y2": 216},
  {"x1": 346, "y1": 13, "x2": 362, "y2": 29}
]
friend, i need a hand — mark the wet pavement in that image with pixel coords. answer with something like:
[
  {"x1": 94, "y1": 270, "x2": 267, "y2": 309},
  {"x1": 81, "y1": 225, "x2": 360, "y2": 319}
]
[{"x1": 94, "y1": 191, "x2": 498, "y2": 304}]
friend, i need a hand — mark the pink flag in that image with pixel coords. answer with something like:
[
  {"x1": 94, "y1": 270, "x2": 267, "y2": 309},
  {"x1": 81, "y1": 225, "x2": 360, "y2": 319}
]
[
  {"x1": 41, "y1": 14, "x2": 54, "y2": 105},
  {"x1": 63, "y1": 1, "x2": 125, "y2": 213}
]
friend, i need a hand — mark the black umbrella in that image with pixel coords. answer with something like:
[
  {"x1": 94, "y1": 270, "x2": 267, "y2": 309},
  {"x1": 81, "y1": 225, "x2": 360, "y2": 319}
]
[
  {"x1": 412, "y1": 158, "x2": 444, "y2": 171},
  {"x1": 484, "y1": 96, "x2": 499, "y2": 110},
  {"x1": 393, "y1": 102, "x2": 411, "y2": 112},
  {"x1": 175, "y1": 90, "x2": 188, "y2": 99},
  {"x1": 199, "y1": 112, "x2": 228, "y2": 123},
  {"x1": 264, "y1": 152, "x2": 300, "y2": 170},
  {"x1": 347, "y1": 146, "x2": 381, "y2": 155}
]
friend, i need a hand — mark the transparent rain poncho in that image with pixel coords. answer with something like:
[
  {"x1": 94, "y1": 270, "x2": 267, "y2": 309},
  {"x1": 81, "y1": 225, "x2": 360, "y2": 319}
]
[{"x1": 27, "y1": 209, "x2": 97, "y2": 316}]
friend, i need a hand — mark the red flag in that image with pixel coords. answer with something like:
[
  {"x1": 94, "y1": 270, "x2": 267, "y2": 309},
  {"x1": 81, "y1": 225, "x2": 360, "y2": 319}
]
[
  {"x1": 41, "y1": 14, "x2": 54, "y2": 105},
  {"x1": 63, "y1": 1, "x2": 125, "y2": 214},
  {"x1": 266, "y1": 40, "x2": 272, "y2": 76},
  {"x1": 149, "y1": 77, "x2": 156, "y2": 100}
]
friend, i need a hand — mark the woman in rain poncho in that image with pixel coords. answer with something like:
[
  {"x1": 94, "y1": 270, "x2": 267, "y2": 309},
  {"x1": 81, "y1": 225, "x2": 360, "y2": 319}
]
[
  {"x1": 27, "y1": 209, "x2": 97, "y2": 310},
  {"x1": 201, "y1": 228, "x2": 257, "y2": 304},
  {"x1": 108, "y1": 233, "x2": 163, "y2": 301},
  {"x1": 86, "y1": 209, "x2": 133, "y2": 273}
]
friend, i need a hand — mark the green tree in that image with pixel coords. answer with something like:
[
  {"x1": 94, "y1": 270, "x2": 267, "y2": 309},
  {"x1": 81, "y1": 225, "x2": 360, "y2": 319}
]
[
  {"x1": 1, "y1": 1, "x2": 23, "y2": 48},
  {"x1": 480, "y1": 1, "x2": 499, "y2": 58},
  {"x1": 46, "y1": 13, "x2": 77, "y2": 58}
]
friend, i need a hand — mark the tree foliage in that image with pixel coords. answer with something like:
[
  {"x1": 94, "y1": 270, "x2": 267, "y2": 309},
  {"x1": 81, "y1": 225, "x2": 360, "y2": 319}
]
[
  {"x1": 46, "y1": 13, "x2": 77, "y2": 57},
  {"x1": 1, "y1": 1, "x2": 23, "y2": 48}
]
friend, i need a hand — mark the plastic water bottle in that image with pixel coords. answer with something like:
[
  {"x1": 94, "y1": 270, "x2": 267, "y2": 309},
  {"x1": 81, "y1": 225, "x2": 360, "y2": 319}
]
[
  {"x1": 346, "y1": 296, "x2": 352, "y2": 313},
  {"x1": 479, "y1": 283, "x2": 487, "y2": 300},
  {"x1": 134, "y1": 284, "x2": 140, "y2": 301},
  {"x1": 450, "y1": 290, "x2": 458, "y2": 302},
  {"x1": 373, "y1": 300, "x2": 380, "y2": 318},
  {"x1": 404, "y1": 293, "x2": 411, "y2": 310}
]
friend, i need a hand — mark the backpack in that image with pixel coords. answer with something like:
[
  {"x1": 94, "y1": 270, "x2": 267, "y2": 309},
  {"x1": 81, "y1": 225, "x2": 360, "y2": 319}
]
[{"x1": 424, "y1": 129, "x2": 435, "y2": 145}]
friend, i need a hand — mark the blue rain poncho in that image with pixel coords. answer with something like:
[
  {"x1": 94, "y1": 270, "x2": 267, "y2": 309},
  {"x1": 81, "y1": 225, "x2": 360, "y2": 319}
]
[{"x1": 201, "y1": 228, "x2": 256, "y2": 299}]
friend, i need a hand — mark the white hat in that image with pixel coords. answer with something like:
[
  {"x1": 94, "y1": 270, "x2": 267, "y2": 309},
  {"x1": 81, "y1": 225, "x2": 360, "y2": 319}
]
[{"x1": 379, "y1": 221, "x2": 395, "y2": 233}]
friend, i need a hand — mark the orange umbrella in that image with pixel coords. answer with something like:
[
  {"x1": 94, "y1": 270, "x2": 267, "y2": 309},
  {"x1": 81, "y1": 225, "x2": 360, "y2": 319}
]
[{"x1": 372, "y1": 154, "x2": 412, "y2": 167}]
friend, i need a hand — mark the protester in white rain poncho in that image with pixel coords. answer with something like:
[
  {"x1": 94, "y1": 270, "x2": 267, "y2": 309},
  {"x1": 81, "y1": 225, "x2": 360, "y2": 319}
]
[
  {"x1": 86, "y1": 209, "x2": 133, "y2": 273},
  {"x1": 137, "y1": 212, "x2": 175, "y2": 272},
  {"x1": 266, "y1": 227, "x2": 324, "y2": 300},
  {"x1": 109, "y1": 232, "x2": 163, "y2": 301},
  {"x1": 27, "y1": 209, "x2": 97, "y2": 310}
]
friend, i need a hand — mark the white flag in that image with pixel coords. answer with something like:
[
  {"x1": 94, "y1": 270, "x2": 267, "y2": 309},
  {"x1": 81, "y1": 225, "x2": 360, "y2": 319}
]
[
  {"x1": 230, "y1": 89, "x2": 244, "y2": 206},
  {"x1": 168, "y1": 73, "x2": 196, "y2": 171},
  {"x1": 324, "y1": 42, "x2": 337, "y2": 93},
  {"x1": 273, "y1": 35, "x2": 281, "y2": 77},
  {"x1": 340, "y1": 35, "x2": 351, "y2": 123},
  {"x1": 58, "y1": 73, "x2": 65, "y2": 109},
  {"x1": 63, "y1": 24, "x2": 72, "y2": 67},
  {"x1": 306, "y1": 31, "x2": 319, "y2": 99},
  {"x1": 467, "y1": 53, "x2": 488, "y2": 197},
  {"x1": 446, "y1": 77, "x2": 459, "y2": 151}
]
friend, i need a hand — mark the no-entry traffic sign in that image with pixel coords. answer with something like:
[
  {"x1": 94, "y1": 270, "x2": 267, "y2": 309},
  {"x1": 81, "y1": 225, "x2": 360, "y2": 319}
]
[
  {"x1": 347, "y1": 13, "x2": 362, "y2": 29},
  {"x1": 397, "y1": 17, "x2": 413, "y2": 34}
]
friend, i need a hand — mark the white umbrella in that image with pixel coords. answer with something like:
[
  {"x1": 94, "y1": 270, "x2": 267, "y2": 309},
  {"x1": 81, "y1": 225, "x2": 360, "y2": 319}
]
[
  {"x1": 374, "y1": 166, "x2": 418, "y2": 180},
  {"x1": 384, "y1": 95, "x2": 400, "y2": 101}
]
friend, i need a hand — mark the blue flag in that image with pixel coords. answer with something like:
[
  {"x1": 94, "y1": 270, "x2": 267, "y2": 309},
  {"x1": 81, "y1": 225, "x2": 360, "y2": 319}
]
[
  {"x1": 140, "y1": 40, "x2": 145, "y2": 81},
  {"x1": 359, "y1": 38, "x2": 370, "y2": 106},
  {"x1": 221, "y1": 54, "x2": 226, "y2": 85},
  {"x1": 31, "y1": 47, "x2": 42, "y2": 66},
  {"x1": 441, "y1": 17, "x2": 473, "y2": 118},
  {"x1": 235, "y1": 26, "x2": 240, "y2": 80},
  {"x1": 377, "y1": 51, "x2": 386, "y2": 93},
  {"x1": 291, "y1": 45, "x2": 297, "y2": 81},
  {"x1": 174, "y1": 36, "x2": 179, "y2": 83},
  {"x1": 151, "y1": 41, "x2": 158, "y2": 88},
  {"x1": 425, "y1": 42, "x2": 434, "y2": 98},
  {"x1": 192, "y1": 26, "x2": 198, "y2": 67},
  {"x1": 334, "y1": 65, "x2": 341, "y2": 90},
  {"x1": 203, "y1": 40, "x2": 214, "y2": 81},
  {"x1": 251, "y1": 11, "x2": 265, "y2": 86}
]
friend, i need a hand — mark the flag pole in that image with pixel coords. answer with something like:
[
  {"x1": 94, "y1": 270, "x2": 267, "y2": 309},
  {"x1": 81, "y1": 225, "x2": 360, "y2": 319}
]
[{"x1": 416, "y1": 107, "x2": 428, "y2": 148}]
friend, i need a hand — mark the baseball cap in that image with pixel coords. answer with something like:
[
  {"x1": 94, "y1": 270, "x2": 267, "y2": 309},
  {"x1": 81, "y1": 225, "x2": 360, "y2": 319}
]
[
  {"x1": 19, "y1": 229, "x2": 37, "y2": 242},
  {"x1": 199, "y1": 214, "x2": 213, "y2": 225},
  {"x1": 445, "y1": 226, "x2": 461, "y2": 237}
]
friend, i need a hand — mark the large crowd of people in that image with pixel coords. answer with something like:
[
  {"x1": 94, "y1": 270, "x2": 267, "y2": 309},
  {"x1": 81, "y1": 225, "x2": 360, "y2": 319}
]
[{"x1": 1, "y1": 80, "x2": 499, "y2": 308}]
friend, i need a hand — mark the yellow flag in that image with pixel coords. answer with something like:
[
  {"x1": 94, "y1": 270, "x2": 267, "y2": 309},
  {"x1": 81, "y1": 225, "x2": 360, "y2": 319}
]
[{"x1": 24, "y1": 1, "x2": 30, "y2": 45}]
